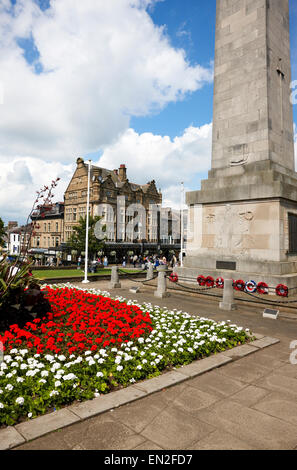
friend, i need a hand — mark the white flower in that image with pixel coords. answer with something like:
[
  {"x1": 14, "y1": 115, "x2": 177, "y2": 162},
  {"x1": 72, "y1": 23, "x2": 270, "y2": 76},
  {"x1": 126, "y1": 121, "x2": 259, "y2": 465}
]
[
  {"x1": 55, "y1": 381, "x2": 61, "y2": 387},
  {"x1": 16, "y1": 397, "x2": 24, "y2": 405},
  {"x1": 116, "y1": 365, "x2": 123, "y2": 372},
  {"x1": 5, "y1": 384, "x2": 13, "y2": 391},
  {"x1": 39, "y1": 379, "x2": 47, "y2": 384},
  {"x1": 45, "y1": 355, "x2": 54, "y2": 362},
  {"x1": 136, "y1": 365, "x2": 142, "y2": 370},
  {"x1": 28, "y1": 413, "x2": 33, "y2": 418},
  {"x1": 63, "y1": 374, "x2": 77, "y2": 381},
  {"x1": 17, "y1": 377, "x2": 24, "y2": 383},
  {"x1": 41, "y1": 370, "x2": 49, "y2": 377},
  {"x1": 0, "y1": 403, "x2": 4, "y2": 409},
  {"x1": 49, "y1": 391, "x2": 59, "y2": 397},
  {"x1": 96, "y1": 372, "x2": 104, "y2": 378},
  {"x1": 58, "y1": 355, "x2": 66, "y2": 361}
]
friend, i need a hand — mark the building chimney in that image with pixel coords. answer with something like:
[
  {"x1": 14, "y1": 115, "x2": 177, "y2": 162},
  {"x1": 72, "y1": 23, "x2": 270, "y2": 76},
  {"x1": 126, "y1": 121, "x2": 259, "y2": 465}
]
[
  {"x1": 76, "y1": 157, "x2": 85, "y2": 168},
  {"x1": 118, "y1": 164, "x2": 127, "y2": 182}
]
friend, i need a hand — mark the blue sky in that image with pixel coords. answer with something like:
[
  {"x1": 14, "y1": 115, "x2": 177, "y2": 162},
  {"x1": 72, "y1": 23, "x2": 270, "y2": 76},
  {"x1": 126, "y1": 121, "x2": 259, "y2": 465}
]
[
  {"x1": 0, "y1": 0, "x2": 297, "y2": 223},
  {"x1": 131, "y1": 0, "x2": 216, "y2": 139}
]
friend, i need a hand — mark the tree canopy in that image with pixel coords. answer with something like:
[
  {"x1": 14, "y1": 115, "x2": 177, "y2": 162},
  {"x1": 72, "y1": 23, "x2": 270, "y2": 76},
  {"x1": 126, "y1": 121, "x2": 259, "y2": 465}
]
[{"x1": 66, "y1": 215, "x2": 106, "y2": 258}]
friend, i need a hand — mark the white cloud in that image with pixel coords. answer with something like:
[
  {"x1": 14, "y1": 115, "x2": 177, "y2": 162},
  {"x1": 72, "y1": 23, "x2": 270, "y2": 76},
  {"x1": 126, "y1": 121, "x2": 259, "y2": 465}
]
[
  {"x1": 0, "y1": 0, "x2": 212, "y2": 161},
  {"x1": 97, "y1": 123, "x2": 212, "y2": 188},
  {"x1": 0, "y1": 157, "x2": 74, "y2": 223}
]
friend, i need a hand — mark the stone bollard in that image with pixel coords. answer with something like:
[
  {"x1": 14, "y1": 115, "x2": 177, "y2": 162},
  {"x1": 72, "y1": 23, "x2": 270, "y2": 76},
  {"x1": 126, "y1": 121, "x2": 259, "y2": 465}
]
[
  {"x1": 110, "y1": 265, "x2": 121, "y2": 289},
  {"x1": 146, "y1": 263, "x2": 154, "y2": 281},
  {"x1": 219, "y1": 279, "x2": 237, "y2": 311},
  {"x1": 154, "y1": 265, "x2": 170, "y2": 298}
]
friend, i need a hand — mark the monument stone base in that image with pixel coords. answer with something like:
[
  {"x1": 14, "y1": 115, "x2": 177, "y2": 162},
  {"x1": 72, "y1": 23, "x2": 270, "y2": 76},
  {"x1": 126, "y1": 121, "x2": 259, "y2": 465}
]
[{"x1": 179, "y1": 161, "x2": 297, "y2": 290}]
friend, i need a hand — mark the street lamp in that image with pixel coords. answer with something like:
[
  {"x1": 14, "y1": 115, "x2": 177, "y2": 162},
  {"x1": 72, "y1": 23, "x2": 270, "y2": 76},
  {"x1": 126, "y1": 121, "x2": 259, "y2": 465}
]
[
  {"x1": 180, "y1": 182, "x2": 184, "y2": 267},
  {"x1": 82, "y1": 159, "x2": 92, "y2": 284}
]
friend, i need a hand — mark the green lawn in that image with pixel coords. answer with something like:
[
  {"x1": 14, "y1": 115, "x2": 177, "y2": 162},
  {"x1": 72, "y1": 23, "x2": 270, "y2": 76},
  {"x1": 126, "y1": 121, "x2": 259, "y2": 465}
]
[{"x1": 33, "y1": 268, "x2": 142, "y2": 280}]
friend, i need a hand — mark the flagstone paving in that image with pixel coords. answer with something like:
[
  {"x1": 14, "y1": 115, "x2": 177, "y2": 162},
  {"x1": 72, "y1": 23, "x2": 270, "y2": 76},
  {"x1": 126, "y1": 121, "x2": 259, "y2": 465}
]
[{"x1": 12, "y1": 279, "x2": 297, "y2": 450}]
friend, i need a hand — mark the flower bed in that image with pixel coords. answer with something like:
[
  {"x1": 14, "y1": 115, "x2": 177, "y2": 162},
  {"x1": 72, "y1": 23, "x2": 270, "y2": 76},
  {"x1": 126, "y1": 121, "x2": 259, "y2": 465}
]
[{"x1": 0, "y1": 284, "x2": 252, "y2": 426}]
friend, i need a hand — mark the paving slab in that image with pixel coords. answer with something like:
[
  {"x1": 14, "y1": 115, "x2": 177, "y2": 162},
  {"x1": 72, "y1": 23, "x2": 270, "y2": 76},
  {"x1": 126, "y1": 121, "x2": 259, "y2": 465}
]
[
  {"x1": 222, "y1": 344, "x2": 258, "y2": 358},
  {"x1": 133, "y1": 440, "x2": 164, "y2": 450},
  {"x1": 0, "y1": 427, "x2": 25, "y2": 450},
  {"x1": 189, "y1": 369, "x2": 247, "y2": 398},
  {"x1": 254, "y1": 373, "x2": 297, "y2": 399},
  {"x1": 196, "y1": 400, "x2": 297, "y2": 450},
  {"x1": 187, "y1": 429, "x2": 254, "y2": 450},
  {"x1": 176, "y1": 353, "x2": 232, "y2": 378},
  {"x1": 251, "y1": 337, "x2": 281, "y2": 349},
  {"x1": 271, "y1": 363, "x2": 297, "y2": 379},
  {"x1": 15, "y1": 409, "x2": 79, "y2": 442},
  {"x1": 169, "y1": 384, "x2": 220, "y2": 414},
  {"x1": 252, "y1": 392, "x2": 297, "y2": 426},
  {"x1": 110, "y1": 392, "x2": 173, "y2": 434},
  {"x1": 217, "y1": 360, "x2": 271, "y2": 384},
  {"x1": 141, "y1": 404, "x2": 215, "y2": 450},
  {"x1": 134, "y1": 370, "x2": 187, "y2": 394},
  {"x1": 230, "y1": 385, "x2": 271, "y2": 407}
]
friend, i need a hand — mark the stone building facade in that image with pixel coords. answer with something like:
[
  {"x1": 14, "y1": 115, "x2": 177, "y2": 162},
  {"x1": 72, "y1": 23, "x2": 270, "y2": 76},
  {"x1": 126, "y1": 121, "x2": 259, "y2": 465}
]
[
  {"x1": 64, "y1": 158, "x2": 162, "y2": 244},
  {"x1": 30, "y1": 203, "x2": 65, "y2": 251}
]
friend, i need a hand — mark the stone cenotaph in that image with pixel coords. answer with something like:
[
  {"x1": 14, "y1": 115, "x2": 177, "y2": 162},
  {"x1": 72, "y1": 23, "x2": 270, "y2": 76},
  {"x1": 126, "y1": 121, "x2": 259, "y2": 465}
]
[{"x1": 178, "y1": 0, "x2": 297, "y2": 289}]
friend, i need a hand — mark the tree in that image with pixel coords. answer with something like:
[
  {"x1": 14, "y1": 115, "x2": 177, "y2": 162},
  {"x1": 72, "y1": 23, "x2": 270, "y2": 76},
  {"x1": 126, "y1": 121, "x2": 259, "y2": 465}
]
[
  {"x1": 67, "y1": 215, "x2": 106, "y2": 259},
  {"x1": 0, "y1": 217, "x2": 5, "y2": 247}
]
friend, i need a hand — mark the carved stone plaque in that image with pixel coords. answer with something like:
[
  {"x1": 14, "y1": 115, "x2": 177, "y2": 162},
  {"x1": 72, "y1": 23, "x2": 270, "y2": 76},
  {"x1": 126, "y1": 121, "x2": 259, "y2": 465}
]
[{"x1": 216, "y1": 261, "x2": 236, "y2": 271}]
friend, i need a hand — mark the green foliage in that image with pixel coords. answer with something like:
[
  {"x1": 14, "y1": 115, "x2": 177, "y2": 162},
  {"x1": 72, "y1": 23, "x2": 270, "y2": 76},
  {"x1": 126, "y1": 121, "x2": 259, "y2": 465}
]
[
  {"x1": 0, "y1": 255, "x2": 37, "y2": 308},
  {"x1": 0, "y1": 217, "x2": 5, "y2": 247},
  {"x1": 66, "y1": 215, "x2": 106, "y2": 258}
]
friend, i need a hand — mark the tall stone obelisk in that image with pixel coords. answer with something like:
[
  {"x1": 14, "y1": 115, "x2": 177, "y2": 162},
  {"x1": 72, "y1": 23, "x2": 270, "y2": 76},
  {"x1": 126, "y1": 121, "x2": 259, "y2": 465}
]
[{"x1": 179, "y1": 0, "x2": 297, "y2": 288}]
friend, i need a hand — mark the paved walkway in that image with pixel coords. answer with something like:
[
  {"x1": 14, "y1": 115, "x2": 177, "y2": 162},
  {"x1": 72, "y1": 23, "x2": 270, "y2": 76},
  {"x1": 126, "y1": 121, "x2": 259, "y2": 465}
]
[{"x1": 15, "y1": 280, "x2": 297, "y2": 450}]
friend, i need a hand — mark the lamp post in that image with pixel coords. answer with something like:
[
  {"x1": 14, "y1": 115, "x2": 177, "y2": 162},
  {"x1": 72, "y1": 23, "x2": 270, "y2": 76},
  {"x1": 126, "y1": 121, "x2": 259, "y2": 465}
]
[
  {"x1": 82, "y1": 159, "x2": 92, "y2": 284},
  {"x1": 180, "y1": 182, "x2": 184, "y2": 267}
]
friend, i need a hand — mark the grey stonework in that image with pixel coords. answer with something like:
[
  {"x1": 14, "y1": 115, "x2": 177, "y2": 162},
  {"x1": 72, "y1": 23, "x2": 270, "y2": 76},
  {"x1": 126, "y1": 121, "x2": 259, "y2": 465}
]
[{"x1": 181, "y1": 0, "x2": 297, "y2": 288}]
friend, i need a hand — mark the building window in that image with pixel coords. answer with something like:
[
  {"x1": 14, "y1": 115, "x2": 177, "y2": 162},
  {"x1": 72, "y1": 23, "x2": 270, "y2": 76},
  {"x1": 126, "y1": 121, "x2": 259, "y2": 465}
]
[
  {"x1": 288, "y1": 213, "x2": 297, "y2": 254},
  {"x1": 56, "y1": 222, "x2": 59, "y2": 232}
]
